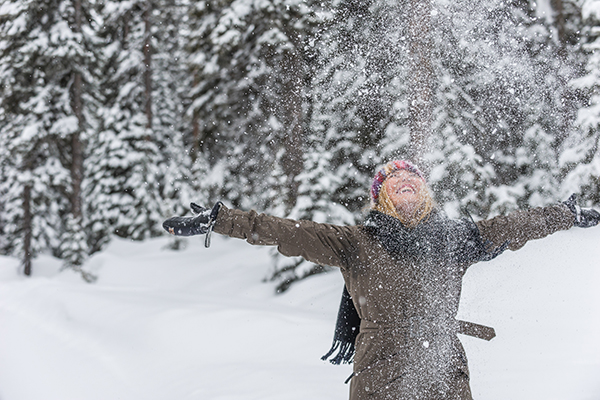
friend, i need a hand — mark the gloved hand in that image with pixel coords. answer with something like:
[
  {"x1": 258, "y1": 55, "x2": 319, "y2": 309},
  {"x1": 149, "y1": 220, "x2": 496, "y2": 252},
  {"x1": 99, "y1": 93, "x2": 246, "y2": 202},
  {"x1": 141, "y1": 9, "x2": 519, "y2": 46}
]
[
  {"x1": 563, "y1": 194, "x2": 600, "y2": 228},
  {"x1": 163, "y1": 202, "x2": 223, "y2": 246}
]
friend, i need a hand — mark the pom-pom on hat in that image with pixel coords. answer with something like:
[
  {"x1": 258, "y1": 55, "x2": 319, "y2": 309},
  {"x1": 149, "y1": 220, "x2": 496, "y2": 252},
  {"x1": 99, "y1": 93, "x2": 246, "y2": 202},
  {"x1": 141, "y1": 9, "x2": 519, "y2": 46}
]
[{"x1": 370, "y1": 160, "x2": 425, "y2": 204}]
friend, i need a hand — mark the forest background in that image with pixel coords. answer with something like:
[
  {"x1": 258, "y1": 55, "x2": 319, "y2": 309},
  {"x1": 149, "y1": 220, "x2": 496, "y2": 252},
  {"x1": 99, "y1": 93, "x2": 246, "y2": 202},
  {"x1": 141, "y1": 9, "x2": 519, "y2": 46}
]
[{"x1": 1, "y1": 0, "x2": 600, "y2": 289}]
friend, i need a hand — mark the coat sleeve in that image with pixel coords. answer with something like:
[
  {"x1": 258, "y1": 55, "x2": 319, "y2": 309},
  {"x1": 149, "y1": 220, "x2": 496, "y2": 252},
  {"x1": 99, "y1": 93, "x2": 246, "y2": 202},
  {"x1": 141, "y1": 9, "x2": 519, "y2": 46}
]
[
  {"x1": 476, "y1": 204, "x2": 574, "y2": 251},
  {"x1": 212, "y1": 206, "x2": 359, "y2": 269}
]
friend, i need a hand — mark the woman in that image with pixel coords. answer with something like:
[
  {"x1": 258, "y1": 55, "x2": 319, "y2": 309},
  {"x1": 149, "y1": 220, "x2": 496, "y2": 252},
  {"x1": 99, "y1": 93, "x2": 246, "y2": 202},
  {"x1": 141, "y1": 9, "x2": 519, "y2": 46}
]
[{"x1": 163, "y1": 160, "x2": 599, "y2": 400}]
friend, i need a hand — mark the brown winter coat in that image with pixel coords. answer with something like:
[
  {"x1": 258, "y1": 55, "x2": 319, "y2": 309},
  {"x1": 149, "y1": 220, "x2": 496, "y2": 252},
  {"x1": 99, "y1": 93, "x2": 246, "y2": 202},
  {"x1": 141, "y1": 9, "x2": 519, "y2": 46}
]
[{"x1": 213, "y1": 204, "x2": 574, "y2": 400}]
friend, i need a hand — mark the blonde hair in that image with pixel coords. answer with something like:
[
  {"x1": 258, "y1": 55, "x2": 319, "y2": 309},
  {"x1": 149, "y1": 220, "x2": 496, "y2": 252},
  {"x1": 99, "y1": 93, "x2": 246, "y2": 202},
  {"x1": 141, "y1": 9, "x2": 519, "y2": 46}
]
[{"x1": 373, "y1": 182, "x2": 435, "y2": 228}]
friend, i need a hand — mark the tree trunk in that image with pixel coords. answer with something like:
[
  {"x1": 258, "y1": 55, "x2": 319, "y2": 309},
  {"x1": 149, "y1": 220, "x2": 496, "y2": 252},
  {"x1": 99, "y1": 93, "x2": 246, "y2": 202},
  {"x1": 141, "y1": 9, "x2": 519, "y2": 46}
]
[
  {"x1": 22, "y1": 184, "x2": 32, "y2": 276},
  {"x1": 71, "y1": 97, "x2": 83, "y2": 218},
  {"x1": 280, "y1": 49, "x2": 305, "y2": 210},
  {"x1": 551, "y1": 0, "x2": 566, "y2": 50},
  {"x1": 191, "y1": 74, "x2": 202, "y2": 162},
  {"x1": 143, "y1": 1, "x2": 153, "y2": 131},
  {"x1": 407, "y1": 0, "x2": 433, "y2": 164},
  {"x1": 549, "y1": 0, "x2": 572, "y2": 144},
  {"x1": 71, "y1": 0, "x2": 83, "y2": 221}
]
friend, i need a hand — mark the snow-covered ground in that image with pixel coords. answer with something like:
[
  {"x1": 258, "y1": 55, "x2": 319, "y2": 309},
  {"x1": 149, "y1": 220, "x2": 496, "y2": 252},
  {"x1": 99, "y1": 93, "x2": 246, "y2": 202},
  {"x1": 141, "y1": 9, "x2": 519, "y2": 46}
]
[{"x1": 1, "y1": 226, "x2": 599, "y2": 400}]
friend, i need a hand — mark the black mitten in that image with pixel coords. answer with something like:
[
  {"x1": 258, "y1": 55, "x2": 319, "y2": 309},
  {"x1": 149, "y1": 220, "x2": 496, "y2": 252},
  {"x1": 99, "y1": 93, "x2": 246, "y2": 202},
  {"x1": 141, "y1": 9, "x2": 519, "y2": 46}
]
[
  {"x1": 563, "y1": 194, "x2": 600, "y2": 228},
  {"x1": 163, "y1": 202, "x2": 223, "y2": 242}
]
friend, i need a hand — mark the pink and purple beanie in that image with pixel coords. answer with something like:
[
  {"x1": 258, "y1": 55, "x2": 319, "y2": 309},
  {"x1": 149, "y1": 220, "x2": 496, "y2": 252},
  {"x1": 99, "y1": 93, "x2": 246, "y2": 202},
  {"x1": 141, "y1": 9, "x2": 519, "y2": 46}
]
[{"x1": 370, "y1": 160, "x2": 425, "y2": 204}]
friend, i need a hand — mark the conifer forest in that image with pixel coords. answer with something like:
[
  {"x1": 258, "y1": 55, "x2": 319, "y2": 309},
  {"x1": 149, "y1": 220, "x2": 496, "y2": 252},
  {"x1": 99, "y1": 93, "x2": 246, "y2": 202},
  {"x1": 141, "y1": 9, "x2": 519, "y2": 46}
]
[{"x1": 1, "y1": 0, "x2": 600, "y2": 288}]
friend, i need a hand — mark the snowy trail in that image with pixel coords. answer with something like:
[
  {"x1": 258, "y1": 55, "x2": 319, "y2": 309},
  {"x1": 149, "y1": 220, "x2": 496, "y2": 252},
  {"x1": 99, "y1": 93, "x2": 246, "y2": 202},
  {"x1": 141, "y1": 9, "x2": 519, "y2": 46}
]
[{"x1": 1, "y1": 228, "x2": 599, "y2": 400}]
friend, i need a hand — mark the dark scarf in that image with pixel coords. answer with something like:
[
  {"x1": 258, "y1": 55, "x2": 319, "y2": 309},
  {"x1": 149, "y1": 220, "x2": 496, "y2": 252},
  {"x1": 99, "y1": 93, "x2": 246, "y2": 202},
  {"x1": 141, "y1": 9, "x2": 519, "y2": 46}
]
[{"x1": 322, "y1": 210, "x2": 509, "y2": 365}]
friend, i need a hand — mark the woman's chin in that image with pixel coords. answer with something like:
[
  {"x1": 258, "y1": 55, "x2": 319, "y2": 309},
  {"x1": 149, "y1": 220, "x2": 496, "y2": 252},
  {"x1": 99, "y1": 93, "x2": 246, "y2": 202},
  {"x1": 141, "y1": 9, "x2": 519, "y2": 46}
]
[
  {"x1": 392, "y1": 195, "x2": 419, "y2": 208},
  {"x1": 395, "y1": 202, "x2": 419, "y2": 216}
]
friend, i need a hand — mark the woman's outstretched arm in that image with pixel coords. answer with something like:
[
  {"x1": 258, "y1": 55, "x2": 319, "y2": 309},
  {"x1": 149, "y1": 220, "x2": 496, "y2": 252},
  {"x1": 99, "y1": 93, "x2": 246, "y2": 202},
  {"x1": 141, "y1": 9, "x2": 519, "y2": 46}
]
[
  {"x1": 164, "y1": 203, "x2": 359, "y2": 270},
  {"x1": 213, "y1": 205, "x2": 359, "y2": 270},
  {"x1": 476, "y1": 194, "x2": 599, "y2": 252},
  {"x1": 476, "y1": 204, "x2": 573, "y2": 251}
]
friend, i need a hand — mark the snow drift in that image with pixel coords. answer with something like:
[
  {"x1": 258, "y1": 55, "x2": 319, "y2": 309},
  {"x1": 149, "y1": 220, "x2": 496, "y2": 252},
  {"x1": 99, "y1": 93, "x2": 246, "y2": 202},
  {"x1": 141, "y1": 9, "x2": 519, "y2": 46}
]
[{"x1": 1, "y1": 226, "x2": 599, "y2": 400}]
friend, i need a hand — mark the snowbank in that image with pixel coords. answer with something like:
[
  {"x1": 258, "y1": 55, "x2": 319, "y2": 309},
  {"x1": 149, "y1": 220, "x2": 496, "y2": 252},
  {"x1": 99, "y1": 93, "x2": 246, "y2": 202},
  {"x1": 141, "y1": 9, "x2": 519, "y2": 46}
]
[{"x1": 1, "y1": 227, "x2": 599, "y2": 400}]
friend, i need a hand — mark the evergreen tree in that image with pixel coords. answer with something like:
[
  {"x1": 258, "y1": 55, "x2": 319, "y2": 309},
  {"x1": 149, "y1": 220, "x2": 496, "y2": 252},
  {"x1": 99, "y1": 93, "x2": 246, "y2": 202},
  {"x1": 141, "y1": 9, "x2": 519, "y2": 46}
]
[
  {"x1": 85, "y1": 0, "x2": 190, "y2": 252},
  {"x1": 185, "y1": 0, "x2": 322, "y2": 213},
  {"x1": 0, "y1": 128, "x2": 69, "y2": 274},
  {"x1": 0, "y1": 0, "x2": 100, "y2": 275},
  {"x1": 427, "y1": 0, "x2": 584, "y2": 217},
  {"x1": 274, "y1": 0, "x2": 415, "y2": 289},
  {"x1": 563, "y1": 0, "x2": 600, "y2": 205},
  {"x1": 148, "y1": 0, "x2": 194, "y2": 218},
  {"x1": 303, "y1": 0, "x2": 413, "y2": 214}
]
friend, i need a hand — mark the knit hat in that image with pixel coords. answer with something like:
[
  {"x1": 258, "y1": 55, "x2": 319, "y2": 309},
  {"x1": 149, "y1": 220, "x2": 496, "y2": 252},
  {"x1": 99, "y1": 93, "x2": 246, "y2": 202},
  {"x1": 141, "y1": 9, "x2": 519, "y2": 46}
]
[{"x1": 370, "y1": 160, "x2": 425, "y2": 204}]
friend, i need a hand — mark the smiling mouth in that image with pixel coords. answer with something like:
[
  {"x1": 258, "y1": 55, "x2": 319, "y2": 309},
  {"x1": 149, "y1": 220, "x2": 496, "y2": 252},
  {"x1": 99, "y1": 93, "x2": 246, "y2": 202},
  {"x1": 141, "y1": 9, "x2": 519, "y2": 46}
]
[{"x1": 399, "y1": 186, "x2": 415, "y2": 194}]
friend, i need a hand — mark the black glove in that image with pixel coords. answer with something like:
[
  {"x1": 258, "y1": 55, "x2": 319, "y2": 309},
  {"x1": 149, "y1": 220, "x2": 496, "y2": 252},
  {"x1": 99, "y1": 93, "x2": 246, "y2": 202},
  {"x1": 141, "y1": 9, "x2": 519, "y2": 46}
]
[
  {"x1": 563, "y1": 194, "x2": 600, "y2": 228},
  {"x1": 163, "y1": 202, "x2": 223, "y2": 246}
]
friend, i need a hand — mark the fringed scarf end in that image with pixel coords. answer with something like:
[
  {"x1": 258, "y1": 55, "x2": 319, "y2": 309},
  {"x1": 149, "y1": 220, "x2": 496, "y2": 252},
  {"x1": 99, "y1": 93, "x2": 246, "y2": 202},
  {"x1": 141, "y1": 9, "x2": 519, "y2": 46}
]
[{"x1": 321, "y1": 340, "x2": 355, "y2": 365}]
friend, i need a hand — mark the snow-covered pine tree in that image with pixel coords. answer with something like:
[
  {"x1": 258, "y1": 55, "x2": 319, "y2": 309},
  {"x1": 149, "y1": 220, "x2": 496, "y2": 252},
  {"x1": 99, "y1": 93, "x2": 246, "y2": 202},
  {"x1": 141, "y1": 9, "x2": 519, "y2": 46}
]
[
  {"x1": 184, "y1": 0, "x2": 323, "y2": 214},
  {"x1": 426, "y1": 0, "x2": 584, "y2": 218},
  {"x1": 0, "y1": 130, "x2": 70, "y2": 274},
  {"x1": 304, "y1": 0, "x2": 413, "y2": 214},
  {"x1": 423, "y1": 0, "x2": 505, "y2": 218},
  {"x1": 0, "y1": 0, "x2": 100, "y2": 275},
  {"x1": 61, "y1": 214, "x2": 97, "y2": 281},
  {"x1": 562, "y1": 0, "x2": 600, "y2": 206},
  {"x1": 86, "y1": 0, "x2": 190, "y2": 252},
  {"x1": 272, "y1": 0, "x2": 416, "y2": 290},
  {"x1": 149, "y1": 0, "x2": 194, "y2": 218},
  {"x1": 59, "y1": 0, "x2": 102, "y2": 271},
  {"x1": 506, "y1": 0, "x2": 584, "y2": 210}
]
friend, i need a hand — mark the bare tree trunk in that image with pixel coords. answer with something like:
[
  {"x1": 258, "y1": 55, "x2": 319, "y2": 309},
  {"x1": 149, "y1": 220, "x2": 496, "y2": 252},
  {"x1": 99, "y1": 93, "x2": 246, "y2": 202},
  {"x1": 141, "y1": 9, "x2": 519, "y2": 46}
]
[
  {"x1": 143, "y1": 1, "x2": 153, "y2": 131},
  {"x1": 191, "y1": 116, "x2": 200, "y2": 162},
  {"x1": 551, "y1": 0, "x2": 566, "y2": 49},
  {"x1": 22, "y1": 184, "x2": 32, "y2": 276},
  {"x1": 191, "y1": 74, "x2": 201, "y2": 162},
  {"x1": 71, "y1": 0, "x2": 83, "y2": 221},
  {"x1": 280, "y1": 50, "x2": 305, "y2": 210},
  {"x1": 407, "y1": 0, "x2": 433, "y2": 164},
  {"x1": 123, "y1": 11, "x2": 130, "y2": 43},
  {"x1": 550, "y1": 0, "x2": 573, "y2": 144},
  {"x1": 71, "y1": 89, "x2": 83, "y2": 219}
]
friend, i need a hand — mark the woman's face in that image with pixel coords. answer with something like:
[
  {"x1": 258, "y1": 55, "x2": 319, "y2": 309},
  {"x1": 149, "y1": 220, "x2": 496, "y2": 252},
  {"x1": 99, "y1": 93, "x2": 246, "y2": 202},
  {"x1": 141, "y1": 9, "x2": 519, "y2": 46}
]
[{"x1": 384, "y1": 169, "x2": 425, "y2": 212}]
